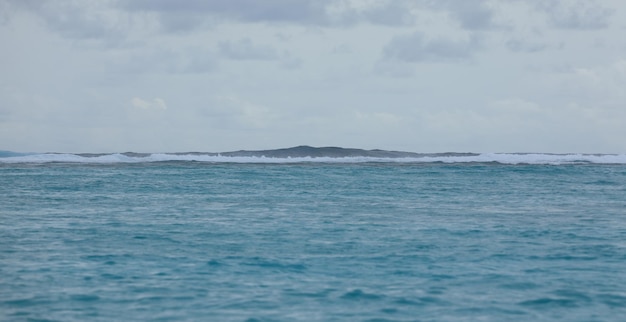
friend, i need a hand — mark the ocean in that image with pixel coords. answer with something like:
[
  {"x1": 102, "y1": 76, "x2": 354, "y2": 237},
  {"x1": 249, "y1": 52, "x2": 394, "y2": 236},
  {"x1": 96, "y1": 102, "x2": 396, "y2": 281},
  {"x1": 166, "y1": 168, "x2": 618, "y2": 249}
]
[{"x1": 1, "y1": 152, "x2": 626, "y2": 321}]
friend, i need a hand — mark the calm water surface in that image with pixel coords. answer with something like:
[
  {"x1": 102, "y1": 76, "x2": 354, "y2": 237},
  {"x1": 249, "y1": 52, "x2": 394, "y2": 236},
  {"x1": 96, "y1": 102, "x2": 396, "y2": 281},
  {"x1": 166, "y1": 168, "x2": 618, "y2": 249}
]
[{"x1": 1, "y1": 162, "x2": 626, "y2": 321}]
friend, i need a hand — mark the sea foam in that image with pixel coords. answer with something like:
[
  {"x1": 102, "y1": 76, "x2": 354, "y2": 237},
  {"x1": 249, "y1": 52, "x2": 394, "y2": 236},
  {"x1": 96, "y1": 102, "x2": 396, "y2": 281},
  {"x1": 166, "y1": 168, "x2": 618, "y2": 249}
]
[{"x1": 1, "y1": 152, "x2": 626, "y2": 165}]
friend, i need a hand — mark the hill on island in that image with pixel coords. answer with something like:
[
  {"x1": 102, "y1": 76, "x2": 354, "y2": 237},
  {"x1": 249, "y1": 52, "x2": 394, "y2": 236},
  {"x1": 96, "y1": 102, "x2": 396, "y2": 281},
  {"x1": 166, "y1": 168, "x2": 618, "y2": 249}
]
[{"x1": 208, "y1": 146, "x2": 476, "y2": 158}]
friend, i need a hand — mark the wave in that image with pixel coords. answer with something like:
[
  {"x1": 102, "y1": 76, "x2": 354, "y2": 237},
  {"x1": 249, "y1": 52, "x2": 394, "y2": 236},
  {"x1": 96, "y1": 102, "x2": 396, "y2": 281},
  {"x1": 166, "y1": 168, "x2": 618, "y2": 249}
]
[{"x1": 1, "y1": 151, "x2": 625, "y2": 165}]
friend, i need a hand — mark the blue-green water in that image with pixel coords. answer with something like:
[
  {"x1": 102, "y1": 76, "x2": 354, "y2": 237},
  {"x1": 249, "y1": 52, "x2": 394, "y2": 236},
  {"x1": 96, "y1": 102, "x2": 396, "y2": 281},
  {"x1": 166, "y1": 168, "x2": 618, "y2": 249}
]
[{"x1": 1, "y1": 161, "x2": 626, "y2": 321}]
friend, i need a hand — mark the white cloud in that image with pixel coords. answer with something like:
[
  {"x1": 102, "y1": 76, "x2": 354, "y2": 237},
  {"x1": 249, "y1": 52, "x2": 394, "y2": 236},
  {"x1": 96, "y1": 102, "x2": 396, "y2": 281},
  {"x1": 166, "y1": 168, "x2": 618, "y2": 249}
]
[
  {"x1": 118, "y1": 46, "x2": 217, "y2": 74},
  {"x1": 373, "y1": 60, "x2": 415, "y2": 78},
  {"x1": 206, "y1": 96, "x2": 276, "y2": 129},
  {"x1": 218, "y1": 38, "x2": 278, "y2": 61},
  {"x1": 131, "y1": 97, "x2": 167, "y2": 110},
  {"x1": 383, "y1": 31, "x2": 481, "y2": 63},
  {"x1": 505, "y1": 38, "x2": 549, "y2": 53}
]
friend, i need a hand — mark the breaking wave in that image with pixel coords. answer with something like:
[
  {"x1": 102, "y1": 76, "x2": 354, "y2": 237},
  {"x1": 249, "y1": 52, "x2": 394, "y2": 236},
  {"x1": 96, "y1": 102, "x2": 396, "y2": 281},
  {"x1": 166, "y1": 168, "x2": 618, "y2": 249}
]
[{"x1": 1, "y1": 152, "x2": 626, "y2": 165}]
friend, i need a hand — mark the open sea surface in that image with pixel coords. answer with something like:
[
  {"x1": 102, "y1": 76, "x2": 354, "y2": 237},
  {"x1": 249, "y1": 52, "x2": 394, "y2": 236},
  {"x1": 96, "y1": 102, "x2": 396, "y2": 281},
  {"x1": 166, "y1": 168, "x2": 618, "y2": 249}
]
[{"x1": 1, "y1": 153, "x2": 626, "y2": 321}]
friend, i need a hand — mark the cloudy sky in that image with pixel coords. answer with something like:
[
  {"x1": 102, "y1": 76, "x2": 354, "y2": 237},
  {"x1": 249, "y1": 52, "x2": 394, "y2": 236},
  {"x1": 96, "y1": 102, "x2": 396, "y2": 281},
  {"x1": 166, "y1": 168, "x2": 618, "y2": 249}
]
[{"x1": 1, "y1": 0, "x2": 625, "y2": 153}]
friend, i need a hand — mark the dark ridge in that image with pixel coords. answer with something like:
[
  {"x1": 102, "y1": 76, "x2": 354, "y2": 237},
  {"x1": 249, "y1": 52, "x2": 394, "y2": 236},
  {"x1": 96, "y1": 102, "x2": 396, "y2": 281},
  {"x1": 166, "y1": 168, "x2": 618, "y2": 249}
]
[
  {"x1": 217, "y1": 146, "x2": 478, "y2": 158},
  {"x1": 121, "y1": 152, "x2": 152, "y2": 158},
  {"x1": 171, "y1": 152, "x2": 219, "y2": 156},
  {"x1": 76, "y1": 152, "x2": 153, "y2": 158}
]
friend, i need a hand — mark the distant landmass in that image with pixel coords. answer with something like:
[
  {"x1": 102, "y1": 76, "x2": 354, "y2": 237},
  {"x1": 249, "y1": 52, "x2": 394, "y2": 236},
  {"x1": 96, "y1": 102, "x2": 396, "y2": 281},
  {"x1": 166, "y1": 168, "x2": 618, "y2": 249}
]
[{"x1": 170, "y1": 146, "x2": 477, "y2": 158}]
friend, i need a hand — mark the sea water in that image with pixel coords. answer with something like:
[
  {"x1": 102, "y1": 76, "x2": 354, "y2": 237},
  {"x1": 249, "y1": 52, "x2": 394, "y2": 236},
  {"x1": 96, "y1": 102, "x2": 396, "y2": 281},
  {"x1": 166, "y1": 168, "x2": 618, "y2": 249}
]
[{"x1": 1, "y1": 155, "x2": 626, "y2": 321}]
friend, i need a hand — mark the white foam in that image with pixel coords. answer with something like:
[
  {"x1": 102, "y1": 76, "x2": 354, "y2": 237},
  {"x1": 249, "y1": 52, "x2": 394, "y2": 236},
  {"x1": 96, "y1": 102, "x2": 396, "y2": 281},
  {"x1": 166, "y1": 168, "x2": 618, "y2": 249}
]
[
  {"x1": 1, "y1": 153, "x2": 625, "y2": 165},
  {"x1": 418, "y1": 153, "x2": 626, "y2": 165}
]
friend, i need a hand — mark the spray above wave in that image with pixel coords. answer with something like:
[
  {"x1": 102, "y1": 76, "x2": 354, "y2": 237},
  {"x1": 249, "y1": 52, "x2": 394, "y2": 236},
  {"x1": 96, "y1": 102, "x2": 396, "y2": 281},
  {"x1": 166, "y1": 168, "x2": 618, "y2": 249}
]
[{"x1": 1, "y1": 146, "x2": 625, "y2": 164}]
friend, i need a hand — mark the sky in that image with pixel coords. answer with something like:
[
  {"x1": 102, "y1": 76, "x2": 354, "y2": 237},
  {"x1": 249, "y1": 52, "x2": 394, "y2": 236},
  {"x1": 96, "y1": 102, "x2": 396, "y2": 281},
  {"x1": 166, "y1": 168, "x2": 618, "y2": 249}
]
[{"x1": 1, "y1": 0, "x2": 625, "y2": 153}]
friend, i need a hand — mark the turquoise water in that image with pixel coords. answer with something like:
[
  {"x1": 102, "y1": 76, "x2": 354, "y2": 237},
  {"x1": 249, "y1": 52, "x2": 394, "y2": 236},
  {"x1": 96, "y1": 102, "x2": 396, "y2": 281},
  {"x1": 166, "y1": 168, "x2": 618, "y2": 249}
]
[{"x1": 1, "y1": 162, "x2": 626, "y2": 321}]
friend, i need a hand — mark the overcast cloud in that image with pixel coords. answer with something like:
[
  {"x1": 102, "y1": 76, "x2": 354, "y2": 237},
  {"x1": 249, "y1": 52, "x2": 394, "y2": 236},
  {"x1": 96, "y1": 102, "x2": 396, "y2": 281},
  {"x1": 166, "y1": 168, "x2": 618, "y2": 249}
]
[{"x1": 1, "y1": 0, "x2": 625, "y2": 153}]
